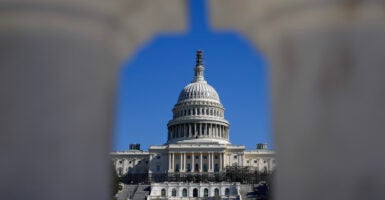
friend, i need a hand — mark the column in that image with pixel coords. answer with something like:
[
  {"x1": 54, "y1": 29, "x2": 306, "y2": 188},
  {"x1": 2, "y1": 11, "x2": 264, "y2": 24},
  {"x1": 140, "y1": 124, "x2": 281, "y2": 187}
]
[
  {"x1": 203, "y1": 123, "x2": 206, "y2": 136},
  {"x1": 219, "y1": 152, "x2": 222, "y2": 171},
  {"x1": 172, "y1": 153, "x2": 174, "y2": 172},
  {"x1": 169, "y1": 153, "x2": 172, "y2": 172},
  {"x1": 183, "y1": 124, "x2": 186, "y2": 137},
  {"x1": 200, "y1": 152, "x2": 203, "y2": 172},
  {"x1": 183, "y1": 153, "x2": 186, "y2": 172},
  {"x1": 188, "y1": 124, "x2": 191, "y2": 137},
  {"x1": 208, "y1": 124, "x2": 211, "y2": 137},
  {"x1": 178, "y1": 124, "x2": 181, "y2": 137},
  {"x1": 208, "y1": 153, "x2": 211, "y2": 172},
  {"x1": 222, "y1": 152, "x2": 225, "y2": 170},
  {"x1": 217, "y1": 125, "x2": 219, "y2": 138},
  {"x1": 198, "y1": 123, "x2": 201, "y2": 136},
  {"x1": 185, "y1": 124, "x2": 187, "y2": 137},
  {"x1": 179, "y1": 124, "x2": 182, "y2": 137},
  {"x1": 179, "y1": 153, "x2": 182, "y2": 172},
  {"x1": 215, "y1": 125, "x2": 218, "y2": 138},
  {"x1": 211, "y1": 153, "x2": 213, "y2": 171},
  {"x1": 191, "y1": 153, "x2": 195, "y2": 172}
]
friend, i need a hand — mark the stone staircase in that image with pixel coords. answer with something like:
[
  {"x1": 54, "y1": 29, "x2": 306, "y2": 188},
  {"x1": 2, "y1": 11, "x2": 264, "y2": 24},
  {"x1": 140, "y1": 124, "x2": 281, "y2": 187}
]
[
  {"x1": 116, "y1": 185, "x2": 138, "y2": 200},
  {"x1": 240, "y1": 184, "x2": 256, "y2": 200},
  {"x1": 132, "y1": 185, "x2": 151, "y2": 200}
]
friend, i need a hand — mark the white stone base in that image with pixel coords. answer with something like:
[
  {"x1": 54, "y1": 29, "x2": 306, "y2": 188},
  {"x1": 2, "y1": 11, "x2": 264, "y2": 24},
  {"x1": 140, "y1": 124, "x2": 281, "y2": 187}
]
[{"x1": 148, "y1": 182, "x2": 240, "y2": 199}]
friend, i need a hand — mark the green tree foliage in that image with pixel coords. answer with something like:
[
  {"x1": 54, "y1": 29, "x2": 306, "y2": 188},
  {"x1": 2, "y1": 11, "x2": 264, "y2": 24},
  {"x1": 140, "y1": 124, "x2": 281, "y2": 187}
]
[{"x1": 111, "y1": 164, "x2": 120, "y2": 199}]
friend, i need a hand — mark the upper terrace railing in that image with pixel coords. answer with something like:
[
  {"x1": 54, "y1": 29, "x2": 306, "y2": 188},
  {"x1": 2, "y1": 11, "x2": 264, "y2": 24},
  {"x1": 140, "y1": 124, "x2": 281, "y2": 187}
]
[{"x1": 120, "y1": 166, "x2": 273, "y2": 184}]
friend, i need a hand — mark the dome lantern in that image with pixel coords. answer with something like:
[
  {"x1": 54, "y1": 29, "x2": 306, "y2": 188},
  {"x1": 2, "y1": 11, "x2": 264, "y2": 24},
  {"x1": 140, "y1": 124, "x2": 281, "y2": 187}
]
[{"x1": 193, "y1": 50, "x2": 206, "y2": 83}]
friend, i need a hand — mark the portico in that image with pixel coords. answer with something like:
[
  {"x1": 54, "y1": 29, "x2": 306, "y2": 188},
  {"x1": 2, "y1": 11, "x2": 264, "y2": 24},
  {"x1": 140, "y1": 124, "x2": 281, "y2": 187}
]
[{"x1": 167, "y1": 150, "x2": 225, "y2": 173}]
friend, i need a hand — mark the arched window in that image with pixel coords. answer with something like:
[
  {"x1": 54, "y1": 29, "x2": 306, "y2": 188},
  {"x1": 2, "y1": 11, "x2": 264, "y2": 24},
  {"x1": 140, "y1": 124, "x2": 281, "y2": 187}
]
[
  {"x1": 214, "y1": 188, "x2": 219, "y2": 196},
  {"x1": 172, "y1": 188, "x2": 177, "y2": 197},
  {"x1": 204, "y1": 188, "x2": 208, "y2": 197},
  {"x1": 182, "y1": 188, "x2": 187, "y2": 197},
  {"x1": 193, "y1": 188, "x2": 198, "y2": 197},
  {"x1": 225, "y1": 188, "x2": 230, "y2": 196},
  {"x1": 161, "y1": 189, "x2": 166, "y2": 197}
]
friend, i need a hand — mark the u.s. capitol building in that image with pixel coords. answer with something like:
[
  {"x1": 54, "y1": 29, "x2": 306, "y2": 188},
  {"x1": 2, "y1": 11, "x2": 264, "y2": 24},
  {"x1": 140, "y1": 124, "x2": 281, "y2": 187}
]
[{"x1": 111, "y1": 51, "x2": 275, "y2": 199}]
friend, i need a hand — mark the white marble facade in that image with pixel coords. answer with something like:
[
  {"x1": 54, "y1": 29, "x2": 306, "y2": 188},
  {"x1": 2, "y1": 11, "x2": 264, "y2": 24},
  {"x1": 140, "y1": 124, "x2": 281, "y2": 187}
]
[
  {"x1": 148, "y1": 182, "x2": 240, "y2": 199},
  {"x1": 111, "y1": 51, "x2": 275, "y2": 177}
]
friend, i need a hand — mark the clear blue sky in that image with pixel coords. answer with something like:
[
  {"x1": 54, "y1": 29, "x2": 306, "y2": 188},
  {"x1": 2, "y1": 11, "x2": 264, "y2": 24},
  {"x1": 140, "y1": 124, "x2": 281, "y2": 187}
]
[{"x1": 113, "y1": 0, "x2": 273, "y2": 151}]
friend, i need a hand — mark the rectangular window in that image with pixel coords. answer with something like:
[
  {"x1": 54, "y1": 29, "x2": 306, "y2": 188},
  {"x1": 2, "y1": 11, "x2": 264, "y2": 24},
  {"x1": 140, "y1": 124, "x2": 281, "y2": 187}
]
[
  {"x1": 214, "y1": 164, "x2": 219, "y2": 172},
  {"x1": 203, "y1": 164, "x2": 208, "y2": 172}
]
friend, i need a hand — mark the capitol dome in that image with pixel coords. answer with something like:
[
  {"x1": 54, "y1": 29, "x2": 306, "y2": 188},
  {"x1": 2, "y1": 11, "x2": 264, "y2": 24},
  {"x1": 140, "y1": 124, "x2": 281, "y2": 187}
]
[
  {"x1": 167, "y1": 50, "x2": 230, "y2": 145},
  {"x1": 177, "y1": 82, "x2": 220, "y2": 103}
]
